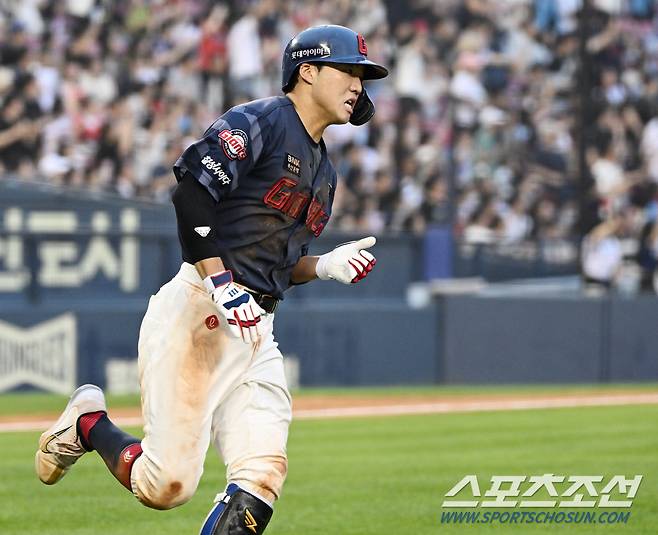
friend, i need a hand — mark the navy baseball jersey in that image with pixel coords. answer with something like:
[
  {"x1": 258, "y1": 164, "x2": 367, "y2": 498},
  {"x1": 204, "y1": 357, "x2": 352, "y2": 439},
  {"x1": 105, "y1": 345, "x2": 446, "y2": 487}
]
[{"x1": 173, "y1": 96, "x2": 337, "y2": 299}]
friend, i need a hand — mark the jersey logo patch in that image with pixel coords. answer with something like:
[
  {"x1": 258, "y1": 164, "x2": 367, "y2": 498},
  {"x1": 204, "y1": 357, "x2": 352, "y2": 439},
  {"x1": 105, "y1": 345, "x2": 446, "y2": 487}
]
[
  {"x1": 194, "y1": 226, "x2": 211, "y2": 237},
  {"x1": 284, "y1": 153, "x2": 301, "y2": 177},
  {"x1": 205, "y1": 315, "x2": 219, "y2": 330},
  {"x1": 218, "y1": 129, "x2": 248, "y2": 161}
]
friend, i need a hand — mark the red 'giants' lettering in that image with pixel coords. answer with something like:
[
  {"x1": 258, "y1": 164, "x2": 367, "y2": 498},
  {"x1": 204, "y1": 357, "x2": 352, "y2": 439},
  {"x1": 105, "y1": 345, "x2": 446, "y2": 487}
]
[
  {"x1": 263, "y1": 178, "x2": 298, "y2": 210},
  {"x1": 305, "y1": 197, "x2": 329, "y2": 236},
  {"x1": 264, "y1": 178, "x2": 329, "y2": 236}
]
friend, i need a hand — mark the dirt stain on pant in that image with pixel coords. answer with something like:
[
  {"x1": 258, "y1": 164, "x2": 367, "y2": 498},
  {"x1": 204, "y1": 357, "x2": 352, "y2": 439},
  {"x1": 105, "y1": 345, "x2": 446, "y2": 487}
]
[
  {"x1": 231, "y1": 454, "x2": 288, "y2": 503},
  {"x1": 176, "y1": 289, "x2": 226, "y2": 415}
]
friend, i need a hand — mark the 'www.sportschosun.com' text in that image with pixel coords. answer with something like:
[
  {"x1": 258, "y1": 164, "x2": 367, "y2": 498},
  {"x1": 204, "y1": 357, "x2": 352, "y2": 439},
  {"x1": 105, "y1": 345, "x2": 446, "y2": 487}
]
[{"x1": 441, "y1": 510, "x2": 631, "y2": 525}]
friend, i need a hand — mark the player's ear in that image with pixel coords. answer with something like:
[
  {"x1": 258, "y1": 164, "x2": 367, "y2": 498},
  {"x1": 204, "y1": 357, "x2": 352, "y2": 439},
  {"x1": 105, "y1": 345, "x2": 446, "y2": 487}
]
[{"x1": 297, "y1": 63, "x2": 319, "y2": 86}]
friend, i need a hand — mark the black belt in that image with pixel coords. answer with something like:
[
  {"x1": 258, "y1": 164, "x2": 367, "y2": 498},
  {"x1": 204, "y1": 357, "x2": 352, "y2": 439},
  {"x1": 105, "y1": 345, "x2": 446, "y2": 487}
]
[{"x1": 245, "y1": 289, "x2": 279, "y2": 314}]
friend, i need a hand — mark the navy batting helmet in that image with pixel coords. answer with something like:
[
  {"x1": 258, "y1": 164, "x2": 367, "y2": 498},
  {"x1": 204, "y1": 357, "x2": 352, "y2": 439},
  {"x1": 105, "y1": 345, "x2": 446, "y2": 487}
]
[{"x1": 282, "y1": 25, "x2": 388, "y2": 126}]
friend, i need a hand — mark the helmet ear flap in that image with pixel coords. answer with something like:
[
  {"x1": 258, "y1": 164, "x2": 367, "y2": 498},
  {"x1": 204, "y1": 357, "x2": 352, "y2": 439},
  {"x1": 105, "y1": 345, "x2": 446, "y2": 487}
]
[{"x1": 349, "y1": 88, "x2": 375, "y2": 126}]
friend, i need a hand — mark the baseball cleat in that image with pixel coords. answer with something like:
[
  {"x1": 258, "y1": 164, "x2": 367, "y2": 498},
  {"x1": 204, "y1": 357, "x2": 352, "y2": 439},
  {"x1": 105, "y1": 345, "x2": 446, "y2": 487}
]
[{"x1": 35, "y1": 384, "x2": 106, "y2": 485}]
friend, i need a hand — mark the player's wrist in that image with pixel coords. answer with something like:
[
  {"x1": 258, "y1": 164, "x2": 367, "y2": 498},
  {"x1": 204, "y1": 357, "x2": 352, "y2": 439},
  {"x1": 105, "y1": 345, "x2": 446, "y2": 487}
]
[
  {"x1": 203, "y1": 270, "x2": 233, "y2": 294},
  {"x1": 315, "y1": 253, "x2": 332, "y2": 280}
]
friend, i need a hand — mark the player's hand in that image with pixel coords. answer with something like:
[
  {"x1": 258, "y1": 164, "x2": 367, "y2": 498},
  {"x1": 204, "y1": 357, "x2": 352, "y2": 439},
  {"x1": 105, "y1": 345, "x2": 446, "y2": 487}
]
[
  {"x1": 315, "y1": 236, "x2": 377, "y2": 284},
  {"x1": 203, "y1": 270, "x2": 265, "y2": 343}
]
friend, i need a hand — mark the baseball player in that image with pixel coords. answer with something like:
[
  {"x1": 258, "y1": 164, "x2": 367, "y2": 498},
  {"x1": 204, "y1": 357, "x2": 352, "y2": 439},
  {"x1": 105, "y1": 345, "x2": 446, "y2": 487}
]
[{"x1": 35, "y1": 25, "x2": 388, "y2": 535}]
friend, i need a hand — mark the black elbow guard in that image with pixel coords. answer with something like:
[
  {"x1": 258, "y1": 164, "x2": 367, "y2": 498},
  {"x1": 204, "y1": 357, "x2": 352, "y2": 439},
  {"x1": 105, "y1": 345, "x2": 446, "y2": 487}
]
[{"x1": 172, "y1": 172, "x2": 221, "y2": 263}]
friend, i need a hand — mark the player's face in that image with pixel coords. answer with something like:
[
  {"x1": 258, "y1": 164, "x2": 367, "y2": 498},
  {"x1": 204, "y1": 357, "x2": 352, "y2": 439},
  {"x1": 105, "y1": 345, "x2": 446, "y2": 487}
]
[{"x1": 313, "y1": 64, "x2": 364, "y2": 124}]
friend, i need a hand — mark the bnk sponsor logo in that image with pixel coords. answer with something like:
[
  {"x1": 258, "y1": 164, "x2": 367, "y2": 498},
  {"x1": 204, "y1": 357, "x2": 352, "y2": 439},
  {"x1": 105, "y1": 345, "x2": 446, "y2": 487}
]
[{"x1": 201, "y1": 155, "x2": 232, "y2": 185}]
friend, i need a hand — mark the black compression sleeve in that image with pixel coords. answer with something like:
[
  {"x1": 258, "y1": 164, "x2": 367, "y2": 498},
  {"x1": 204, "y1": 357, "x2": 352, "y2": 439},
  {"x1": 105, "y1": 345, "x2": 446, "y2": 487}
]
[{"x1": 172, "y1": 172, "x2": 221, "y2": 263}]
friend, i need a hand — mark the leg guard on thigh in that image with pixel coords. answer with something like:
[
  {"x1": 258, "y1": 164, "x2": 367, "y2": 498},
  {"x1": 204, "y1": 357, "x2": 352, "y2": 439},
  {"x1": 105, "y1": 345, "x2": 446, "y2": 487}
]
[{"x1": 200, "y1": 483, "x2": 273, "y2": 535}]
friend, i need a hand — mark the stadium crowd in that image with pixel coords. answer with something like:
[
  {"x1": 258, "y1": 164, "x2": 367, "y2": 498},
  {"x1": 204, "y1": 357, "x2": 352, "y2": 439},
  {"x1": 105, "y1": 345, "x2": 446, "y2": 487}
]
[{"x1": 0, "y1": 0, "x2": 657, "y2": 290}]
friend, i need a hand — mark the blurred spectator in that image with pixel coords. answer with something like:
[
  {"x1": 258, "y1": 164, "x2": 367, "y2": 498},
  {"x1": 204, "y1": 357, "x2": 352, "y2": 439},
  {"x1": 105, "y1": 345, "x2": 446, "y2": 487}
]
[
  {"x1": 637, "y1": 217, "x2": 658, "y2": 293},
  {"x1": 590, "y1": 129, "x2": 626, "y2": 213},
  {"x1": 198, "y1": 6, "x2": 228, "y2": 113},
  {"x1": 226, "y1": 7, "x2": 263, "y2": 101},
  {"x1": 641, "y1": 111, "x2": 658, "y2": 183},
  {"x1": 581, "y1": 215, "x2": 625, "y2": 293}
]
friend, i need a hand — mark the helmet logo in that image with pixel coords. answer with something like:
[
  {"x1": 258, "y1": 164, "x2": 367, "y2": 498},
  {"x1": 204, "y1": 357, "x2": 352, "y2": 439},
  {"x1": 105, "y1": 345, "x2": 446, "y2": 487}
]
[
  {"x1": 218, "y1": 129, "x2": 248, "y2": 161},
  {"x1": 357, "y1": 34, "x2": 368, "y2": 56},
  {"x1": 291, "y1": 44, "x2": 331, "y2": 60}
]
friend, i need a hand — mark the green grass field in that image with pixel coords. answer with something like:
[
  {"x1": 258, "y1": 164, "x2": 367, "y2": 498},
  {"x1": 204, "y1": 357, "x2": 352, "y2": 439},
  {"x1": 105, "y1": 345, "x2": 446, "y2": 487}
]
[{"x1": 1, "y1": 387, "x2": 657, "y2": 534}]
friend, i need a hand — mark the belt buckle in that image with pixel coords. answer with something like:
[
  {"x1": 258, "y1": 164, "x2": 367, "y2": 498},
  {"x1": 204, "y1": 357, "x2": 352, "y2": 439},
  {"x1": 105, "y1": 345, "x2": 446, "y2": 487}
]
[
  {"x1": 259, "y1": 294, "x2": 276, "y2": 314},
  {"x1": 246, "y1": 288, "x2": 278, "y2": 314}
]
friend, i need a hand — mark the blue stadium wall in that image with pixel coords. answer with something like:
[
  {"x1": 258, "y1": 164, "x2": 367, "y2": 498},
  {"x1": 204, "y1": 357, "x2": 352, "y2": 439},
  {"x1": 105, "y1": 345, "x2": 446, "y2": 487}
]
[
  {"x1": 1, "y1": 182, "x2": 655, "y2": 391},
  {"x1": 0, "y1": 182, "x2": 437, "y2": 390}
]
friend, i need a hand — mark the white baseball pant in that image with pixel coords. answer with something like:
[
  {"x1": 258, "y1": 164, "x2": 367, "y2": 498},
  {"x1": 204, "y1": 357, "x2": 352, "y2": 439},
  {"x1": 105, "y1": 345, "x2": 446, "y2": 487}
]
[{"x1": 129, "y1": 262, "x2": 291, "y2": 510}]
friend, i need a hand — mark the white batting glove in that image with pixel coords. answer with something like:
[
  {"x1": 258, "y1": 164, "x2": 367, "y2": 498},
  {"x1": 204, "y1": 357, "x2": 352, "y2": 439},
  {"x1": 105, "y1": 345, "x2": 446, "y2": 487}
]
[
  {"x1": 315, "y1": 236, "x2": 377, "y2": 284},
  {"x1": 203, "y1": 270, "x2": 265, "y2": 343}
]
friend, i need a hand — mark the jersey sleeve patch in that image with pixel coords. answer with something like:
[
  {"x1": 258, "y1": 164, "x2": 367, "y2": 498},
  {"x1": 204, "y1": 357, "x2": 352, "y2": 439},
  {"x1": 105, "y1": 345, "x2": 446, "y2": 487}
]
[
  {"x1": 173, "y1": 107, "x2": 268, "y2": 202},
  {"x1": 218, "y1": 128, "x2": 248, "y2": 160}
]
